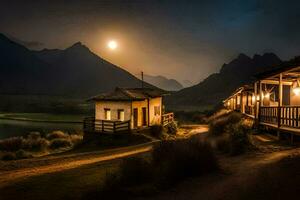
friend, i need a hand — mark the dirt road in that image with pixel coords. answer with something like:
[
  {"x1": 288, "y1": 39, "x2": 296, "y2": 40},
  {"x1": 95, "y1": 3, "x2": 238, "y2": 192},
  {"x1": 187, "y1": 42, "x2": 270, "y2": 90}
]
[{"x1": 0, "y1": 125, "x2": 209, "y2": 189}]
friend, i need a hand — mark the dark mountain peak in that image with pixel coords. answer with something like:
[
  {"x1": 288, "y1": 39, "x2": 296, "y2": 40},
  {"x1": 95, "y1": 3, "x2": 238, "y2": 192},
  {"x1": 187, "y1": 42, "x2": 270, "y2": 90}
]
[
  {"x1": 237, "y1": 53, "x2": 250, "y2": 60},
  {"x1": 0, "y1": 33, "x2": 9, "y2": 40},
  {"x1": 66, "y1": 42, "x2": 90, "y2": 52}
]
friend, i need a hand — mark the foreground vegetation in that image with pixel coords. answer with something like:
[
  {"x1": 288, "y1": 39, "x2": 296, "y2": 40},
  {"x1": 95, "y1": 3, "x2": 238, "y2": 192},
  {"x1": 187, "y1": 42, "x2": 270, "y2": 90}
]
[
  {"x1": 0, "y1": 131, "x2": 83, "y2": 160},
  {"x1": 208, "y1": 110, "x2": 254, "y2": 155},
  {"x1": 86, "y1": 136, "x2": 218, "y2": 198}
]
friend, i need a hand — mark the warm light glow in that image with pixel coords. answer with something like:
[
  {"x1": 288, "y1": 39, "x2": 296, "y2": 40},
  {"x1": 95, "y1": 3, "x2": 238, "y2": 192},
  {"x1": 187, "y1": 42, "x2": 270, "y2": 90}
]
[
  {"x1": 107, "y1": 40, "x2": 118, "y2": 50},
  {"x1": 264, "y1": 92, "x2": 270, "y2": 98},
  {"x1": 252, "y1": 95, "x2": 256, "y2": 103},
  {"x1": 293, "y1": 87, "x2": 300, "y2": 95},
  {"x1": 256, "y1": 95, "x2": 260, "y2": 101}
]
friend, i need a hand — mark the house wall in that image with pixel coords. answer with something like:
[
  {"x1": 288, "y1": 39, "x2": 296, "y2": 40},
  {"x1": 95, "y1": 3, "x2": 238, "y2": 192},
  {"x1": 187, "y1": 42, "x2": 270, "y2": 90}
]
[
  {"x1": 95, "y1": 97, "x2": 163, "y2": 129},
  {"x1": 289, "y1": 86, "x2": 300, "y2": 106},
  {"x1": 95, "y1": 101, "x2": 131, "y2": 121},
  {"x1": 131, "y1": 100, "x2": 148, "y2": 128},
  {"x1": 149, "y1": 97, "x2": 162, "y2": 125}
]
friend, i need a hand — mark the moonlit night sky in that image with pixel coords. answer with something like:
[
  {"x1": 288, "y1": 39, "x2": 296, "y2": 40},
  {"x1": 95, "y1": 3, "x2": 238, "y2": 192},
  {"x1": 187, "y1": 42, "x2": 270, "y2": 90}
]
[{"x1": 1, "y1": 0, "x2": 300, "y2": 85}]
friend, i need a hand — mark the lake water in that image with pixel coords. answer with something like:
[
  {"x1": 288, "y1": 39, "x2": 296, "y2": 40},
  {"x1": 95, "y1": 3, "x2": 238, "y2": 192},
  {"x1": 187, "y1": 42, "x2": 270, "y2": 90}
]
[{"x1": 0, "y1": 119, "x2": 82, "y2": 139}]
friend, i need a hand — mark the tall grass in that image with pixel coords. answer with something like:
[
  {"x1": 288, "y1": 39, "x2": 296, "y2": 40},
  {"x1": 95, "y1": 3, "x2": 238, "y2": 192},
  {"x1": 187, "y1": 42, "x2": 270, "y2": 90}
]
[
  {"x1": 0, "y1": 130, "x2": 83, "y2": 160},
  {"x1": 94, "y1": 137, "x2": 218, "y2": 198},
  {"x1": 209, "y1": 111, "x2": 253, "y2": 155}
]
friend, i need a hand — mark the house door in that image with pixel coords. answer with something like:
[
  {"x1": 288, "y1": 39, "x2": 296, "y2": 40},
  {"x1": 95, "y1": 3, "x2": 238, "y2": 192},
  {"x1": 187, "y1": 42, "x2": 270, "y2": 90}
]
[
  {"x1": 142, "y1": 107, "x2": 147, "y2": 126},
  {"x1": 133, "y1": 108, "x2": 138, "y2": 128}
]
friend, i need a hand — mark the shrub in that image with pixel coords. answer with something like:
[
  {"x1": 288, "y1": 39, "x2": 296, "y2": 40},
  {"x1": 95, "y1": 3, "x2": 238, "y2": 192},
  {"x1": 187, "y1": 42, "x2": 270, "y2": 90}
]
[
  {"x1": 22, "y1": 138, "x2": 49, "y2": 152},
  {"x1": 209, "y1": 112, "x2": 242, "y2": 136},
  {"x1": 0, "y1": 137, "x2": 24, "y2": 151},
  {"x1": 226, "y1": 122, "x2": 250, "y2": 155},
  {"x1": 27, "y1": 132, "x2": 41, "y2": 140},
  {"x1": 152, "y1": 138, "x2": 219, "y2": 186},
  {"x1": 46, "y1": 131, "x2": 68, "y2": 140},
  {"x1": 215, "y1": 122, "x2": 251, "y2": 156},
  {"x1": 49, "y1": 138, "x2": 72, "y2": 149},
  {"x1": 150, "y1": 125, "x2": 163, "y2": 138},
  {"x1": 104, "y1": 157, "x2": 152, "y2": 189},
  {"x1": 69, "y1": 134, "x2": 83, "y2": 146},
  {"x1": 1, "y1": 152, "x2": 16, "y2": 160},
  {"x1": 164, "y1": 121, "x2": 177, "y2": 135},
  {"x1": 15, "y1": 149, "x2": 33, "y2": 159}
]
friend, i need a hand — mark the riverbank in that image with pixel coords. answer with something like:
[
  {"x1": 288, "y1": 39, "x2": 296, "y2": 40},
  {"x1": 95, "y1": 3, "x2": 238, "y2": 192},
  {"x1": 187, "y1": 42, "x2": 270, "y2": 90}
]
[{"x1": 0, "y1": 113, "x2": 86, "y2": 123}]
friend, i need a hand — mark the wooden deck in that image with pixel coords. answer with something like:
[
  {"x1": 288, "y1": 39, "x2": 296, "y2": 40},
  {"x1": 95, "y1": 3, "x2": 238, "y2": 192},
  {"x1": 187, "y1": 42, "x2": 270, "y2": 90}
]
[{"x1": 83, "y1": 117, "x2": 131, "y2": 133}]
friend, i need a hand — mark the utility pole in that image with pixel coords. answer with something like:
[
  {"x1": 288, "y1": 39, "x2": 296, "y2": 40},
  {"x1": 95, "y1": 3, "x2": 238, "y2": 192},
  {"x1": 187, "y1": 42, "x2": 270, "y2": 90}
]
[{"x1": 141, "y1": 71, "x2": 144, "y2": 89}]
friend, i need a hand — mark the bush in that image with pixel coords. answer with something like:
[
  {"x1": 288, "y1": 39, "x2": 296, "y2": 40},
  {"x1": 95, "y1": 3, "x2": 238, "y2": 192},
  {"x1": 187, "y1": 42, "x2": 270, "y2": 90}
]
[
  {"x1": 15, "y1": 149, "x2": 33, "y2": 159},
  {"x1": 27, "y1": 132, "x2": 41, "y2": 140},
  {"x1": 209, "y1": 112, "x2": 242, "y2": 136},
  {"x1": 1, "y1": 152, "x2": 16, "y2": 160},
  {"x1": 103, "y1": 157, "x2": 152, "y2": 191},
  {"x1": 164, "y1": 121, "x2": 177, "y2": 135},
  {"x1": 150, "y1": 125, "x2": 163, "y2": 138},
  {"x1": 0, "y1": 137, "x2": 24, "y2": 151},
  {"x1": 22, "y1": 138, "x2": 49, "y2": 152},
  {"x1": 89, "y1": 138, "x2": 219, "y2": 199},
  {"x1": 49, "y1": 138, "x2": 72, "y2": 149},
  {"x1": 226, "y1": 122, "x2": 250, "y2": 155},
  {"x1": 152, "y1": 138, "x2": 218, "y2": 186},
  {"x1": 69, "y1": 134, "x2": 83, "y2": 146},
  {"x1": 46, "y1": 131, "x2": 68, "y2": 140}
]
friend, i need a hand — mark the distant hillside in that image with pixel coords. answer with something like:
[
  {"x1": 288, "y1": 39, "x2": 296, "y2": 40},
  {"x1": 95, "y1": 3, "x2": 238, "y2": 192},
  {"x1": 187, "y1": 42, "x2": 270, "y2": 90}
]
[
  {"x1": 0, "y1": 33, "x2": 153, "y2": 97},
  {"x1": 166, "y1": 53, "x2": 282, "y2": 111},
  {"x1": 143, "y1": 74, "x2": 183, "y2": 91}
]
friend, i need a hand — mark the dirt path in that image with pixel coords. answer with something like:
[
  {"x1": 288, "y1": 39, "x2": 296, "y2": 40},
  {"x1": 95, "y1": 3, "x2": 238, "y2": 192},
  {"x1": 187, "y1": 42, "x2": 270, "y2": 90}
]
[
  {"x1": 142, "y1": 135, "x2": 300, "y2": 200},
  {"x1": 0, "y1": 125, "x2": 209, "y2": 189},
  {"x1": 0, "y1": 142, "x2": 153, "y2": 187}
]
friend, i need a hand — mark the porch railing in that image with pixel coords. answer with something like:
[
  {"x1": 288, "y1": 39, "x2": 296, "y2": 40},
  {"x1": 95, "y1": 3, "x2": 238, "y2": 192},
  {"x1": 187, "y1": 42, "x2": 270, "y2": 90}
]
[
  {"x1": 83, "y1": 117, "x2": 131, "y2": 133},
  {"x1": 245, "y1": 105, "x2": 255, "y2": 116},
  {"x1": 162, "y1": 112, "x2": 174, "y2": 126},
  {"x1": 260, "y1": 106, "x2": 300, "y2": 128}
]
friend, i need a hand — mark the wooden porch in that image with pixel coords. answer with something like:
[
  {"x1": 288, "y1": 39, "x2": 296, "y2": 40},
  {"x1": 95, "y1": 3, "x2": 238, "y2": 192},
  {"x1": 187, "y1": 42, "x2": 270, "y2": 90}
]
[
  {"x1": 260, "y1": 106, "x2": 300, "y2": 135},
  {"x1": 162, "y1": 112, "x2": 174, "y2": 126},
  {"x1": 83, "y1": 117, "x2": 131, "y2": 133},
  {"x1": 83, "y1": 112, "x2": 175, "y2": 134}
]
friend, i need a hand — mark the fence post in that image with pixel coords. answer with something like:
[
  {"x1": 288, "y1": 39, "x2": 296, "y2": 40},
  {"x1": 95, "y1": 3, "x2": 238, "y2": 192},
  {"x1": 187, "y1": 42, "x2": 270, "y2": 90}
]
[
  {"x1": 102, "y1": 120, "x2": 104, "y2": 132},
  {"x1": 113, "y1": 122, "x2": 116, "y2": 133},
  {"x1": 296, "y1": 108, "x2": 299, "y2": 127}
]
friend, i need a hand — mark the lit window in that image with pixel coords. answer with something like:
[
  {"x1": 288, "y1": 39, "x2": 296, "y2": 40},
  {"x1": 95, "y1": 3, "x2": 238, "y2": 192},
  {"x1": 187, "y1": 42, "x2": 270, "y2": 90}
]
[
  {"x1": 154, "y1": 106, "x2": 160, "y2": 115},
  {"x1": 117, "y1": 109, "x2": 125, "y2": 121},
  {"x1": 104, "y1": 108, "x2": 111, "y2": 120}
]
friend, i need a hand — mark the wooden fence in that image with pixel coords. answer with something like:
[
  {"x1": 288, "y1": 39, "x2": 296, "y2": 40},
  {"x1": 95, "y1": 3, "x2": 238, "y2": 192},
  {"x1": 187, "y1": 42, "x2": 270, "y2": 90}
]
[
  {"x1": 83, "y1": 117, "x2": 130, "y2": 133},
  {"x1": 162, "y1": 112, "x2": 174, "y2": 126},
  {"x1": 260, "y1": 106, "x2": 300, "y2": 128}
]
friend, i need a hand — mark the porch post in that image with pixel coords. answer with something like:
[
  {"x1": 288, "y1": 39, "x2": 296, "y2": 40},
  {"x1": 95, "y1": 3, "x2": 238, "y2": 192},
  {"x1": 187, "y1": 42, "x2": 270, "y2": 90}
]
[
  {"x1": 278, "y1": 73, "x2": 283, "y2": 139},
  {"x1": 254, "y1": 82, "x2": 258, "y2": 120},
  {"x1": 258, "y1": 81, "x2": 262, "y2": 124},
  {"x1": 240, "y1": 92, "x2": 244, "y2": 113}
]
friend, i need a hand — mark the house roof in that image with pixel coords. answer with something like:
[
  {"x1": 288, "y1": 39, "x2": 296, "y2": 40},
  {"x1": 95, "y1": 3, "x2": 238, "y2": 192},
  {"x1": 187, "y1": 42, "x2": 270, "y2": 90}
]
[
  {"x1": 89, "y1": 87, "x2": 168, "y2": 101},
  {"x1": 255, "y1": 57, "x2": 300, "y2": 79},
  {"x1": 223, "y1": 84, "x2": 254, "y2": 103}
]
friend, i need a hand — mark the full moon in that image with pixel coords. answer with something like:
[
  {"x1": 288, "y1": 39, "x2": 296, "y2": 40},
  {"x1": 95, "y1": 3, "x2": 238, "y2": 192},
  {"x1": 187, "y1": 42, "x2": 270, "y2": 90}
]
[{"x1": 107, "y1": 40, "x2": 118, "y2": 50}]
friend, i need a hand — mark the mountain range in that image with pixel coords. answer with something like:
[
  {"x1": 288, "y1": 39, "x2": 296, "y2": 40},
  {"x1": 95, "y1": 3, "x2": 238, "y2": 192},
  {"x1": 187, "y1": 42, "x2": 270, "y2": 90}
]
[
  {"x1": 0, "y1": 33, "x2": 153, "y2": 97},
  {"x1": 0, "y1": 32, "x2": 288, "y2": 112},
  {"x1": 142, "y1": 74, "x2": 183, "y2": 91},
  {"x1": 166, "y1": 53, "x2": 282, "y2": 110}
]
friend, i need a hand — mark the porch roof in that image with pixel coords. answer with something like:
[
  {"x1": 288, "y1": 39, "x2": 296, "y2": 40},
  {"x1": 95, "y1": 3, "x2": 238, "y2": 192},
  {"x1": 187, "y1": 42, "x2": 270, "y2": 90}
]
[
  {"x1": 88, "y1": 87, "x2": 168, "y2": 101},
  {"x1": 255, "y1": 57, "x2": 300, "y2": 80}
]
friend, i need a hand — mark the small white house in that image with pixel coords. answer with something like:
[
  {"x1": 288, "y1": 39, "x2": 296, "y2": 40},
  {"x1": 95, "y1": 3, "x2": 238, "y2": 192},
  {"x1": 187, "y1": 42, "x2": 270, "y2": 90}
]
[{"x1": 88, "y1": 87, "x2": 171, "y2": 130}]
